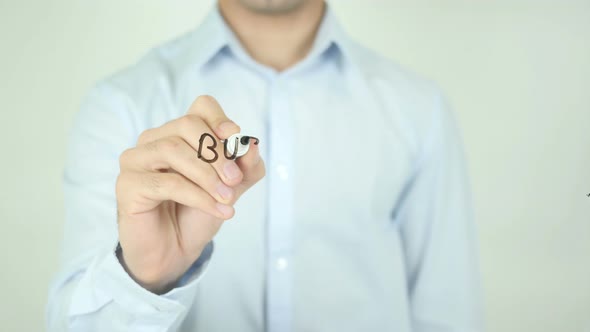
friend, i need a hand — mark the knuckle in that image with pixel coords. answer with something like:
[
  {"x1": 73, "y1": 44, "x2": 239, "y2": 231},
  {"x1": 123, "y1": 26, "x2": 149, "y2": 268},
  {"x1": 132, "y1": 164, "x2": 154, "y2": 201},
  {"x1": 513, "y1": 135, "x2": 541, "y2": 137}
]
[
  {"x1": 177, "y1": 114, "x2": 200, "y2": 134},
  {"x1": 137, "y1": 128, "x2": 153, "y2": 145},
  {"x1": 195, "y1": 95, "x2": 217, "y2": 109},
  {"x1": 193, "y1": 95, "x2": 225, "y2": 119},
  {"x1": 144, "y1": 140, "x2": 159, "y2": 153},
  {"x1": 177, "y1": 114, "x2": 193, "y2": 127},
  {"x1": 159, "y1": 137, "x2": 183, "y2": 152},
  {"x1": 167, "y1": 173, "x2": 182, "y2": 190},
  {"x1": 118, "y1": 148, "x2": 134, "y2": 167},
  {"x1": 143, "y1": 173, "x2": 162, "y2": 194}
]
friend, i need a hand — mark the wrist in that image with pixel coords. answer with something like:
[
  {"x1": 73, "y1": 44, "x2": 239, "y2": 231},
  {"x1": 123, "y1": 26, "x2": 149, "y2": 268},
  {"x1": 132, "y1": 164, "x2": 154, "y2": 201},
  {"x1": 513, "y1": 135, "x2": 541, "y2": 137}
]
[{"x1": 116, "y1": 243, "x2": 180, "y2": 294}]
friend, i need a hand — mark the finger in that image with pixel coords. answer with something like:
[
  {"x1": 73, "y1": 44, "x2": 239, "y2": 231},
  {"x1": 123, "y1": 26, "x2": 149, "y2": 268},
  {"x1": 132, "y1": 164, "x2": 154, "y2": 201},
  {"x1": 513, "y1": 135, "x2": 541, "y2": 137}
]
[
  {"x1": 235, "y1": 143, "x2": 266, "y2": 197},
  {"x1": 187, "y1": 95, "x2": 240, "y2": 139},
  {"x1": 117, "y1": 170, "x2": 234, "y2": 220},
  {"x1": 137, "y1": 115, "x2": 244, "y2": 186},
  {"x1": 119, "y1": 137, "x2": 235, "y2": 204}
]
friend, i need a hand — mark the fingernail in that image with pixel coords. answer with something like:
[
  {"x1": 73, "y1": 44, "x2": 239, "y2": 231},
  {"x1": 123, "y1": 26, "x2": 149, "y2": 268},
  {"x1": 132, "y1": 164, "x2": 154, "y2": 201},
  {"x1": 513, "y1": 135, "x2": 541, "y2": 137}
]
[
  {"x1": 218, "y1": 121, "x2": 238, "y2": 135},
  {"x1": 216, "y1": 183, "x2": 233, "y2": 200},
  {"x1": 223, "y1": 162, "x2": 241, "y2": 181},
  {"x1": 216, "y1": 203, "x2": 233, "y2": 218}
]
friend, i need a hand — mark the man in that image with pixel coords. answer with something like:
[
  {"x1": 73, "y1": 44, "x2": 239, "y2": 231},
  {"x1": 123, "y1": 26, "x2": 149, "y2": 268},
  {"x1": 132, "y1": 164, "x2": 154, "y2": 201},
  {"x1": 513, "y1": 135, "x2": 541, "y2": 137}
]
[{"x1": 47, "y1": 0, "x2": 483, "y2": 331}]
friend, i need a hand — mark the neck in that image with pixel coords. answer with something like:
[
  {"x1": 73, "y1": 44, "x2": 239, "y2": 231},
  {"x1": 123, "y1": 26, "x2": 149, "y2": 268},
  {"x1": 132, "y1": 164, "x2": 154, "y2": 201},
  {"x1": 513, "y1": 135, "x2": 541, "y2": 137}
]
[{"x1": 218, "y1": 0, "x2": 326, "y2": 71}]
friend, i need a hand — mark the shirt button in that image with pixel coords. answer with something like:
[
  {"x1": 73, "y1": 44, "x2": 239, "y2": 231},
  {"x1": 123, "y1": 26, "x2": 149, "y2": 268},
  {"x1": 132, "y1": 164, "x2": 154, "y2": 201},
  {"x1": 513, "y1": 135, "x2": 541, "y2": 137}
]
[
  {"x1": 276, "y1": 164, "x2": 289, "y2": 180},
  {"x1": 276, "y1": 257, "x2": 288, "y2": 271}
]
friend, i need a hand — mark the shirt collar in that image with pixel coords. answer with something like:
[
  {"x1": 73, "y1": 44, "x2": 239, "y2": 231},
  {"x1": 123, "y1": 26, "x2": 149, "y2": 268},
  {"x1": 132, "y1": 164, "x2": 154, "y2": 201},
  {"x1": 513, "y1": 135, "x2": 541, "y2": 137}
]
[{"x1": 189, "y1": 3, "x2": 353, "y2": 72}]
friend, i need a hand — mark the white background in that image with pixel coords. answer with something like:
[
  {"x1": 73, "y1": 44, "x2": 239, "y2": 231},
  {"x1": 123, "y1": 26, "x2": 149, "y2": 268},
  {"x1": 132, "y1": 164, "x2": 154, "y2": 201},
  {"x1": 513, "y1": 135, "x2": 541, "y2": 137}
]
[{"x1": 0, "y1": 1, "x2": 589, "y2": 331}]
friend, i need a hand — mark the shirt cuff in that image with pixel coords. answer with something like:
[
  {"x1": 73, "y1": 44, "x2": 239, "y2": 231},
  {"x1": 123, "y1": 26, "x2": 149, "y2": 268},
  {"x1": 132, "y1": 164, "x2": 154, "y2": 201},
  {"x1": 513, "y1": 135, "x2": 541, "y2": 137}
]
[{"x1": 68, "y1": 241, "x2": 214, "y2": 327}]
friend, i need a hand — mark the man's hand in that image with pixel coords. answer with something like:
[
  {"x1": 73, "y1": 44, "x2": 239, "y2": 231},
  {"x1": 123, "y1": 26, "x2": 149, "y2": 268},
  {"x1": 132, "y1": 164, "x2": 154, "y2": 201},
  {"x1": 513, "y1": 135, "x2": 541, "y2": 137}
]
[{"x1": 115, "y1": 95, "x2": 265, "y2": 294}]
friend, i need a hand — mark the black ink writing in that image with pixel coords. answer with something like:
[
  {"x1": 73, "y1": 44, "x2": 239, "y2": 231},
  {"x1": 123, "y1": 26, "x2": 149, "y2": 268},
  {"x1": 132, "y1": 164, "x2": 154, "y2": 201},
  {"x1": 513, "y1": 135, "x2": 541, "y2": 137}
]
[
  {"x1": 197, "y1": 133, "x2": 218, "y2": 163},
  {"x1": 197, "y1": 133, "x2": 260, "y2": 164}
]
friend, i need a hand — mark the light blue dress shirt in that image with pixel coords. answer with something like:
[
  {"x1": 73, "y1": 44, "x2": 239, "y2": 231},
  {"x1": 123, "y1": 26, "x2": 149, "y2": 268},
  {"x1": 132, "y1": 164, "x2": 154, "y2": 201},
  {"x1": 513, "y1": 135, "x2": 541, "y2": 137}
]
[{"x1": 47, "y1": 5, "x2": 483, "y2": 332}]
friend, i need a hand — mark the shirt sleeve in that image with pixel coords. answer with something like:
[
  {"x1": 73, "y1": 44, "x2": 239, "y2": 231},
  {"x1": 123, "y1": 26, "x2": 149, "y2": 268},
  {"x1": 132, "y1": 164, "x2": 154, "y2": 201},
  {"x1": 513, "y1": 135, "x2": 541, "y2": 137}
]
[
  {"x1": 396, "y1": 91, "x2": 484, "y2": 331},
  {"x1": 46, "y1": 82, "x2": 212, "y2": 331}
]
